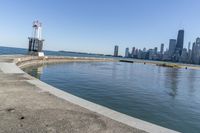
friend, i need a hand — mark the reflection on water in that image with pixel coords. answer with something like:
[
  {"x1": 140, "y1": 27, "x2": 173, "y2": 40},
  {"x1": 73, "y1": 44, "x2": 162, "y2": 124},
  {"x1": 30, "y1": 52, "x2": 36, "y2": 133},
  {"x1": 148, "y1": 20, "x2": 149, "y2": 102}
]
[
  {"x1": 164, "y1": 68, "x2": 179, "y2": 98},
  {"x1": 188, "y1": 70, "x2": 196, "y2": 94},
  {"x1": 24, "y1": 65, "x2": 44, "y2": 79},
  {"x1": 24, "y1": 62, "x2": 200, "y2": 133}
]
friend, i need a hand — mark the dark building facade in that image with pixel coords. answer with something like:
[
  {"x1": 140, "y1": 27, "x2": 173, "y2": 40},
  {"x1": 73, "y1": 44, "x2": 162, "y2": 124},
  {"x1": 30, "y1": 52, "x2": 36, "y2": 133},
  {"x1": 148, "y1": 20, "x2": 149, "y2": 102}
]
[
  {"x1": 169, "y1": 39, "x2": 176, "y2": 58},
  {"x1": 114, "y1": 45, "x2": 119, "y2": 57},
  {"x1": 175, "y1": 30, "x2": 184, "y2": 55},
  {"x1": 173, "y1": 29, "x2": 184, "y2": 61},
  {"x1": 160, "y1": 43, "x2": 164, "y2": 54}
]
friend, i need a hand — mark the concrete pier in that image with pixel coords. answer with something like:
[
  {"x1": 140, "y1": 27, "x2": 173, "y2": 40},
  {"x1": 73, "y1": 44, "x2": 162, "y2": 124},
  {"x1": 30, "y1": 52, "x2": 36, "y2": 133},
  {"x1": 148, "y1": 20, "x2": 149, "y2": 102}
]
[{"x1": 0, "y1": 55, "x2": 179, "y2": 133}]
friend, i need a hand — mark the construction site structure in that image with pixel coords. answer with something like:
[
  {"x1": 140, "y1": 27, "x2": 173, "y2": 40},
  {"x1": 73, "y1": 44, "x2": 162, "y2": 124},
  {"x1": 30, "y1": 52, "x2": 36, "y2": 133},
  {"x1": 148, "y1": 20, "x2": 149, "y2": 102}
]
[{"x1": 28, "y1": 20, "x2": 44, "y2": 56}]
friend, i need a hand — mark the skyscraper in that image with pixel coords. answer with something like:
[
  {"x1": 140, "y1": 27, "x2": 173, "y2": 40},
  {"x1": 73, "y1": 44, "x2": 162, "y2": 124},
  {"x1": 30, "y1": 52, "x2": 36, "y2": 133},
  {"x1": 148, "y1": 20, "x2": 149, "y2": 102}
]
[
  {"x1": 143, "y1": 48, "x2": 146, "y2": 52},
  {"x1": 160, "y1": 43, "x2": 164, "y2": 54},
  {"x1": 188, "y1": 42, "x2": 191, "y2": 52},
  {"x1": 180, "y1": 48, "x2": 188, "y2": 63},
  {"x1": 154, "y1": 47, "x2": 158, "y2": 54},
  {"x1": 175, "y1": 29, "x2": 184, "y2": 55},
  {"x1": 125, "y1": 48, "x2": 129, "y2": 58},
  {"x1": 114, "y1": 45, "x2": 119, "y2": 57},
  {"x1": 191, "y1": 37, "x2": 200, "y2": 64},
  {"x1": 188, "y1": 42, "x2": 192, "y2": 62},
  {"x1": 191, "y1": 42, "x2": 196, "y2": 63},
  {"x1": 131, "y1": 47, "x2": 135, "y2": 57},
  {"x1": 173, "y1": 29, "x2": 184, "y2": 61},
  {"x1": 168, "y1": 39, "x2": 176, "y2": 57}
]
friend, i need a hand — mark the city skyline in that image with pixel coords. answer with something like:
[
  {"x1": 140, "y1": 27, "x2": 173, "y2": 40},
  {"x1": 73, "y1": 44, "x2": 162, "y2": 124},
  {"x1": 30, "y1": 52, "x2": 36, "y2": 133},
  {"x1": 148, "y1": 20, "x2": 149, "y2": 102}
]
[
  {"x1": 0, "y1": 0, "x2": 200, "y2": 55},
  {"x1": 118, "y1": 29, "x2": 200, "y2": 64}
]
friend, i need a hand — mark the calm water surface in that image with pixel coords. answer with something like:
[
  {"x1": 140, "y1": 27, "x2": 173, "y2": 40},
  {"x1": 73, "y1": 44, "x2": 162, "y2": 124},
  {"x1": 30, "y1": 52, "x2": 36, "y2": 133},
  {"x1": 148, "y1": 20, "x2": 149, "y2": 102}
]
[
  {"x1": 24, "y1": 61, "x2": 200, "y2": 133},
  {"x1": 0, "y1": 46, "x2": 108, "y2": 58}
]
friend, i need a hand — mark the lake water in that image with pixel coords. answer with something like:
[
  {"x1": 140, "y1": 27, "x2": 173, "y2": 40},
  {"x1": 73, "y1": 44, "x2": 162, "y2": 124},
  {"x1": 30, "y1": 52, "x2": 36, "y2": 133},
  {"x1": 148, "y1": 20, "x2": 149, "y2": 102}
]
[
  {"x1": 0, "y1": 46, "x2": 108, "y2": 58},
  {"x1": 23, "y1": 61, "x2": 200, "y2": 133}
]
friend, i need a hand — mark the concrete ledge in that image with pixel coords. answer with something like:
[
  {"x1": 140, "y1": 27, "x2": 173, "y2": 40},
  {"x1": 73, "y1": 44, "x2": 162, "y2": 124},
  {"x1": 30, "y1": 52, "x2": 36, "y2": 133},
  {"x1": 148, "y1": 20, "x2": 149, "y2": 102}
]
[
  {"x1": 14, "y1": 56, "x2": 115, "y2": 68},
  {"x1": 27, "y1": 79, "x2": 179, "y2": 133},
  {"x1": 0, "y1": 62, "x2": 24, "y2": 74}
]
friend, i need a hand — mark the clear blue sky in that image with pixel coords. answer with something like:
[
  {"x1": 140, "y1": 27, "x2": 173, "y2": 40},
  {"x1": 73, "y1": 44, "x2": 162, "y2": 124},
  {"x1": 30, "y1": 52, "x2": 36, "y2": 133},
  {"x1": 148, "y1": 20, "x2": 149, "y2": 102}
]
[{"x1": 0, "y1": 0, "x2": 200, "y2": 55}]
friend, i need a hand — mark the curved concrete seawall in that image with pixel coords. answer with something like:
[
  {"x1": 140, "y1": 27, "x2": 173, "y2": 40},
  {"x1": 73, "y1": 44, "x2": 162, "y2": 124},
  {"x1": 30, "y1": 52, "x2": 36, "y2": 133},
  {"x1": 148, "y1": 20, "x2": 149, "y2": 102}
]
[{"x1": 0, "y1": 55, "x2": 179, "y2": 133}]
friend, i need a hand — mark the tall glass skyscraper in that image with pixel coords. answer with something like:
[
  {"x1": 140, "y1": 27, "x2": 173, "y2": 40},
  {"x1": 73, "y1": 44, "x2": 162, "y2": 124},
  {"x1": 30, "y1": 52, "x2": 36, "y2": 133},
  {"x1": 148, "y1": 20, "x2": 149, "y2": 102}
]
[
  {"x1": 160, "y1": 43, "x2": 164, "y2": 54},
  {"x1": 175, "y1": 29, "x2": 184, "y2": 55},
  {"x1": 172, "y1": 29, "x2": 184, "y2": 61},
  {"x1": 169, "y1": 39, "x2": 176, "y2": 57},
  {"x1": 114, "y1": 45, "x2": 119, "y2": 57},
  {"x1": 125, "y1": 48, "x2": 129, "y2": 57},
  {"x1": 191, "y1": 37, "x2": 200, "y2": 64}
]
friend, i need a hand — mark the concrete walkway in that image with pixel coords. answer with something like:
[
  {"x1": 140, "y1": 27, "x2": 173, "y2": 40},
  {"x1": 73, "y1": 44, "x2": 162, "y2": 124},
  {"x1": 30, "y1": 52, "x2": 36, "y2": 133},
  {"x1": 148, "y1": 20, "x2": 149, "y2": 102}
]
[{"x1": 0, "y1": 55, "x2": 179, "y2": 133}]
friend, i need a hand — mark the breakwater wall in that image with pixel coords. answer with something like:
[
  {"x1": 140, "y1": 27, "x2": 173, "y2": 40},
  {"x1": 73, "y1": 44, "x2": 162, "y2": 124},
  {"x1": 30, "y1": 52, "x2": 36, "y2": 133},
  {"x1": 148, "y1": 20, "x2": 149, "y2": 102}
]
[
  {"x1": 13, "y1": 56, "x2": 114, "y2": 68},
  {"x1": 0, "y1": 55, "x2": 179, "y2": 133}
]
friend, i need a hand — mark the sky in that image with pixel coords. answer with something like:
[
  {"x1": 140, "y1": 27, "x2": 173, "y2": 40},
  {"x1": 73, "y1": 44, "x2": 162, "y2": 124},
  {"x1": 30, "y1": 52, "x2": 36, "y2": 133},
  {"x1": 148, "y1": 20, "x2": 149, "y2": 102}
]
[{"x1": 0, "y1": 0, "x2": 200, "y2": 55}]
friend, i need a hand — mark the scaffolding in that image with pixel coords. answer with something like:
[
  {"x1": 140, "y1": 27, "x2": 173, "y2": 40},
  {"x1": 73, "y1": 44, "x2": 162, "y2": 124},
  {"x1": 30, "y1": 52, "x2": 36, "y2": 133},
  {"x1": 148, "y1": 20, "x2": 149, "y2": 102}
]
[{"x1": 28, "y1": 20, "x2": 44, "y2": 56}]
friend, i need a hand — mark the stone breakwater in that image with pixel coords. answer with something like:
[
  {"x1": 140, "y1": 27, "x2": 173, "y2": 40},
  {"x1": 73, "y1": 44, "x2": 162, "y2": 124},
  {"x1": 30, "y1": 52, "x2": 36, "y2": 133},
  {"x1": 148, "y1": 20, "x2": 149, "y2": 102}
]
[
  {"x1": 0, "y1": 55, "x2": 179, "y2": 133},
  {"x1": 14, "y1": 56, "x2": 115, "y2": 68},
  {"x1": 121, "y1": 58, "x2": 200, "y2": 70}
]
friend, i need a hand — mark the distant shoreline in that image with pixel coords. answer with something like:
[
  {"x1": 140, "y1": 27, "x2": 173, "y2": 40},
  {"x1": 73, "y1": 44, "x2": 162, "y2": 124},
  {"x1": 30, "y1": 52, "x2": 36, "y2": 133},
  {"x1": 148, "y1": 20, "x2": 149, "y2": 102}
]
[
  {"x1": 119, "y1": 58, "x2": 200, "y2": 70},
  {"x1": 1, "y1": 45, "x2": 200, "y2": 70}
]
